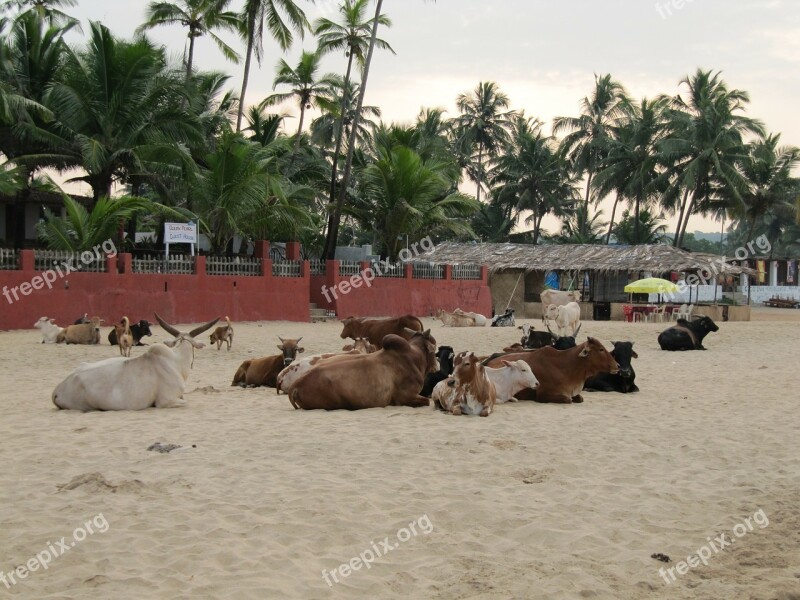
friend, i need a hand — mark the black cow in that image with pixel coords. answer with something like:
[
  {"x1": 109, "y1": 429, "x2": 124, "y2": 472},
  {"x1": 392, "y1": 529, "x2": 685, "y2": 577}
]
[
  {"x1": 584, "y1": 341, "x2": 639, "y2": 393},
  {"x1": 658, "y1": 316, "x2": 719, "y2": 351},
  {"x1": 74, "y1": 313, "x2": 89, "y2": 325},
  {"x1": 108, "y1": 319, "x2": 153, "y2": 346},
  {"x1": 491, "y1": 308, "x2": 515, "y2": 327},
  {"x1": 421, "y1": 346, "x2": 454, "y2": 397}
]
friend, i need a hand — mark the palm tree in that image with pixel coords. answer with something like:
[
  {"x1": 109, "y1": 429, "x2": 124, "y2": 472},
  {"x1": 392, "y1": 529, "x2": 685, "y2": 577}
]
[
  {"x1": 593, "y1": 96, "x2": 669, "y2": 244},
  {"x1": 735, "y1": 133, "x2": 800, "y2": 242},
  {"x1": 553, "y1": 205, "x2": 607, "y2": 244},
  {"x1": 314, "y1": 0, "x2": 393, "y2": 207},
  {"x1": 661, "y1": 69, "x2": 764, "y2": 247},
  {"x1": 612, "y1": 208, "x2": 668, "y2": 244},
  {"x1": 470, "y1": 202, "x2": 514, "y2": 242},
  {"x1": 43, "y1": 22, "x2": 203, "y2": 204},
  {"x1": 354, "y1": 145, "x2": 478, "y2": 259},
  {"x1": 261, "y1": 49, "x2": 340, "y2": 153},
  {"x1": 136, "y1": 0, "x2": 242, "y2": 79},
  {"x1": 235, "y1": 0, "x2": 311, "y2": 132},
  {"x1": 244, "y1": 105, "x2": 285, "y2": 146},
  {"x1": 309, "y1": 80, "x2": 380, "y2": 150},
  {"x1": 453, "y1": 81, "x2": 516, "y2": 203},
  {"x1": 491, "y1": 117, "x2": 580, "y2": 244},
  {"x1": 3, "y1": 0, "x2": 78, "y2": 26},
  {"x1": 553, "y1": 74, "x2": 629, "y2": 221}
]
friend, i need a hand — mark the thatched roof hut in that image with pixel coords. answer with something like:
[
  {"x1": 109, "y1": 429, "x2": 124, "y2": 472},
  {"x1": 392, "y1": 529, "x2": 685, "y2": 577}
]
[{"x1": 414, "y1": 242, "x2": 754, "y2": 276}]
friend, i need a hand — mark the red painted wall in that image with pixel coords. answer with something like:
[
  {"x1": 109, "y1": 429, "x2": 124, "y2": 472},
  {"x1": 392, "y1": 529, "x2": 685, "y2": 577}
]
[
  {"x1": 0, "y1": 250, "x2": 310, "y2": 330},
  {"x1": 310, "y1": 261, "x2": 492, "y2": 318}
]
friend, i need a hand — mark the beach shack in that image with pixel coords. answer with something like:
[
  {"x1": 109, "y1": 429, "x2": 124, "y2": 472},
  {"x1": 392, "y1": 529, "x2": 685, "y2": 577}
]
[{"x1": 413, "y1": 242, "x2": 756, "y2": 321}]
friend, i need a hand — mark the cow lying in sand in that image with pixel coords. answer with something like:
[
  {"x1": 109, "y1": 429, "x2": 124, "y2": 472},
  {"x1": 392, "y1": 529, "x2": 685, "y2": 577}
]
[
  {"x1": 57, "y1": 316, "x2": 104, "y2": 344},
  {"x1": 231, "y1": 337, "x2": 304, "y2": 387},
  {"x1": 339, "y1": 315, "x2": 423, "y2": 347},
  {"x1": 435, "y1": 309, "x2": 476, "y2": 327},
  {"x1": 276, "y1": 338, "x2": 376, "y2": 394},
  {"x1": 290, "y1": 330, "x2": 437, "y2": 410},
  {"x1": 431, "y1": 351, "x2": 496, "y2": 416},
  {"x1": 34, "y1": 317, "x2": 64, "y2": 344},
  {"x1": 452, "y1": 308, "x2": 488, "y2": 326},
  {"x1": 51, "y1": 314, "x2": 218, "y2": 411}
]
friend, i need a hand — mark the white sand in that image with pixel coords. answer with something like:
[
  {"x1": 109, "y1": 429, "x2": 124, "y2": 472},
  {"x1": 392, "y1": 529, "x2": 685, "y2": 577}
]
[{"x1": 1, "y1": 311, "x2": 799, "y2": 599}]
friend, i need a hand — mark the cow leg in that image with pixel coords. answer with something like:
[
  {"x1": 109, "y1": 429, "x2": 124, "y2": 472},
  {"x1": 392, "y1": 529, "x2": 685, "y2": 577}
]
[
  {"x1": 479, "y1": 407, "x2": 491, "y2": 417},
  {"x1": 534, "y1": 392, "x2": 572, "y2": 404},
  {"x1": 571, "y1": 394, "x2": 584, "y2": 403},
  {"x1": 450, "y1": 405, "x2": 462, "y2": 415},
  {"x1": 403, "y1": 395, "x2": 431, "y2": 408}
]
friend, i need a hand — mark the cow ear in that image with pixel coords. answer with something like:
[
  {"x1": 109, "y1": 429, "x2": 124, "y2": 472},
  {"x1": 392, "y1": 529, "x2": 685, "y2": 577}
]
[
  {"x1": 631, "y1": 350, "x2": 639, "y2": 359},
  {"x1": 298, "y1": 347, "x2": 304, "y2": 353},
  {"x1": 501, "y1": 360, "x2": 512, "y2": 367},
  {"x1": 276, "y1": 344, "x2": 284, "y2": 351},
  {"x1": 579, "y1": 347, "x2": 590, "y2": 357}
]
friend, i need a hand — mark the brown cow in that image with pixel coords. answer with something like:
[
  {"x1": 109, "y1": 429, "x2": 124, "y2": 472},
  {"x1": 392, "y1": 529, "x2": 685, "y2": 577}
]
[
  {"x1": 339, "y1": 315, "x2": 424, "y2": 347},
  {"x1": 231, "y1": 337, "x2": 304, "y2": 387},
  {"x1": 431, "y1": 351, "x2": 496, "y2": 417},
  {"x1": 276, "y1": 338, "x2": 376, "y2": 394},
  {"x1": 486, "y1": 337, "x2": 618, "y2": 404},
  {"x1": 290, "y1": 330, "x2": 438, "y2": 410}
]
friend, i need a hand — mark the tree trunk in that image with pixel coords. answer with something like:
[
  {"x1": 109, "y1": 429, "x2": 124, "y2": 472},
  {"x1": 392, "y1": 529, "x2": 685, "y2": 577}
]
[
  {"x1": 605, "y1": 194, "x2": 619, "y2": 244},
  {"x1": 186, "y1": 32, "x2": 196, "y2": 80},
  {"x1": 476, "y1": 142, "x2": 483, "y2": 203},
  {"x1": 323, "y1": 0, "x2": 383, "y2": 260},
  {"x1": 672, "y1": 187, "x2": 690, "y2": 247},
  {"x1": 328, "y1": 50, "x2": 355, "y2": 205},
  {"x1": 236, "y1": 24, "x2": 256, "y2": 133},
  {"x1": 677, "y1": 192, "x2": 698, "y2": 247},
  {"x1": 634, "y1": 193, "x2": 641, "y2": 245}
]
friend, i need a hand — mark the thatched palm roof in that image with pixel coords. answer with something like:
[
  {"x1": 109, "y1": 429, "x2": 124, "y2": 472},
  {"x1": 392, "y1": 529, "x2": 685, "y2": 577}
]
[{"x1": 414, "y1": 242, "x2": 755, "y2": 275}]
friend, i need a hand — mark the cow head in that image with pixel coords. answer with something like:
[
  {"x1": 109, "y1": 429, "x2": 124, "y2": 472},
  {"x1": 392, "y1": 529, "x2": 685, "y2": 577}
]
[
  {"x1": 691, "y1": 315, "x2": 719, "y2": 334},
  {"x1": 544, "y1": 304, "x2": 559, "y2": 320},
  {"x1": 277, "y1": 336, "x2": 304, "y2": 365},
  {"x1": 500, "y1": 359, "x2": 539, "y2": 390},
  {"x1": 339, "y1": 317, "x2": 362, "y2": 340},
  {"x1": 454, "y1": 351, "x2": 479, "y2": 384},
  {"x1": 609, "y1": 341, "x2": 638, "y2": 377},
  {"x1": 436, "y1": 345, "x2": 455, "y2": 376},
  {"x1": 34, "y1": 316, "x2": 54, "y2": 329},
  {"x1": 577, "y1": 337, "x2": 619, "y2": 374},
  {"x1": 518, "y1": 323, "x2": 532, "y2": 342},
  {"x1": 342, "y1": 337, "x2": 376, "y2": 353},
  {"x1": 569, "y1": 290, "x2": 582, "y2": 302},
  {"x1": 155, "y1": 313, "x2": 219, "y2": 350},
  {"x1": 136, "y1": 320, "x2": 153, "y2": 338}
]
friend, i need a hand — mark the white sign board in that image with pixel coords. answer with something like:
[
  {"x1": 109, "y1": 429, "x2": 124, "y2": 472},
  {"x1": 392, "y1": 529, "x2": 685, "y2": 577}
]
[{"x1": 164, "y1": 222, "x2": 197, "y2": 256}]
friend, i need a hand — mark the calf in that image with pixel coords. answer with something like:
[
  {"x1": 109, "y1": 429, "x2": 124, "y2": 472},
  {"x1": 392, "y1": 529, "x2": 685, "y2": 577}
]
[
  {"x1": 57, "y1": 316, "x2": 104, "y2": 344},
  {"x1": 540, "y1": 289, "x2": 581, "y2": 322},
  {"x1": 34, "y1": 317, "x2": 64, "y2": 344},
  {"x1": 584, "y1": 341, "x2": 639, "y2": 393},
  {"x1": 114, "y1": 316, "x2": 134, "y2": 357},
  {"x1": 431, "y1": 352, "x2": 496, "y2": 416},
  {"x1": 491, "y1": 308, "x2": 515, "y2": 327},
  {"x1": 518, "y1": 323, "x2": 556, "y2": 349},
  {"x1": 658, "y1": 316, "x2": 719, "y2": 351},
  {"x1": 290, "y1": 330, "x2": 438, "y2": 411},
  {"x1": 545, "y1": 301, "x2": 581, "y2": 337},
  {"x1": 486, "y1": 337, "x2": 618, "y2": 404},
  {"x1": 485, "y1": 360, "x2": 539, "y2": 403},
  {"x1": 231, "y1": 337, "x2": 304, "y2": 387},
  {"x1": 420, "y1": 346, "x2": 455, "y2": 397},
  {"x1": 210, "y1": 316, "x2": 234, "y2": 351},
  {"x1": 109, "y1": 319, "x2": 153, "y2": 346}
]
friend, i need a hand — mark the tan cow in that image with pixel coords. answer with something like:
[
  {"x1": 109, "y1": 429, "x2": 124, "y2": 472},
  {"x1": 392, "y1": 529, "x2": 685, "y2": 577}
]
[
  {"x1": 231, "y1": 337, "x2": 304, "y2": 387},
  {"x1": 290, "y1": 330, "x2": 438, "y2": 410},
  {"x1": 431, "y1": 351, "x2": 496, "y2": 416},
  {"x1": 435, "y1": 309, "x2": 476, "y2": 327},
  {"x1": 57, "y1": 316, "x2": 104, "y2": 345}
]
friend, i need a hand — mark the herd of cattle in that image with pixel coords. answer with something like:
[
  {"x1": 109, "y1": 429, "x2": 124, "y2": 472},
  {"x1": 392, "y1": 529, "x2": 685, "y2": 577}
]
[{"x1": 39, "y1": 304, "x2": 721, "y2": 413}]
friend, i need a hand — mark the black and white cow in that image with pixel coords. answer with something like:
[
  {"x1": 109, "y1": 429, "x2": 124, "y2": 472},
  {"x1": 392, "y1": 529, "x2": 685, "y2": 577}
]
[{"x1": 491, "y1": 308, "x2": 515, "y2": 327}]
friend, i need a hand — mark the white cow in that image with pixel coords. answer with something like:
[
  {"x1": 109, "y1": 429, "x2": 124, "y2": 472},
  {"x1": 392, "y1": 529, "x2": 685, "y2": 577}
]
[
  {"x1": 452, "y1": 308, "x2": 488, "y2": 326},
  {"x1": 484, "y1": 360, "x2": 539, "y2": 403},
  {"x1": 52, "y1": 314, "x2": 219, "y2": 411},
  {"x1": 34, "y1": 317, "x2": 64, "y2": 344},
  {"x1": 545, "y1": 301, "x2": 581, "y2": 337},
  {"x1": 540, "y1": 289, "x2": 581, "y2": 322}
]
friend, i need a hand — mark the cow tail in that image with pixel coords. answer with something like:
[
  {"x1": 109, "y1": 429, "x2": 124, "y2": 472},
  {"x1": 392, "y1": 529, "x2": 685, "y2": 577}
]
[{"x1": 289, "y1": 389, "x2": 301, "y2": 410}]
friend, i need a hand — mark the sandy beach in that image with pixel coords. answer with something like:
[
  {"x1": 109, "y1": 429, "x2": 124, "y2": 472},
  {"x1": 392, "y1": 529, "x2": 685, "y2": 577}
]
[{"x1": 1, "y1": 310, "x2": 799, "y2": 599}]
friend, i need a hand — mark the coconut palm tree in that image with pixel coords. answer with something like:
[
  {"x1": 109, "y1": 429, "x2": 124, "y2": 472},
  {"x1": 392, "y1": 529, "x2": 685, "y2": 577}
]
[
  {"x1": 136, "y1": 0, "x2": 242, "y2": 79},
  {"x1": 3, "y1": 0, "x2": 78, "y2": 26},
  {"x1": 491, "y1": 117, "x2": 580, "y2": 244},
  {"x1": 661, "y1": 69, "x2": 764, "y2": 247},
  {"x1": 235, "y1": 0, "x2": 311, "y2": 132},
  {"x1": 553, "y1": 74, "x2": 630, "y2": 219},
  {"x1": 552, "y1": 205, "x2": 607, "y2": 244},
  {"x1": 43, "y1": 22, "x2": 203, "y2": 204},
  {"x1": 593, "y1": 96, "x2": 669, "y2": 244},
  {"x1": 314, "y1": 0, "x2": 393, "y2": 207},
  {"x1": 612, "y1": 208, "x2": 668, "y2": 244},
  {"x1": 453, "y1": 81, "x2": 516, "y2": 203},
  {"x1": 470, "y1": 202, "x2": 514, "y2": 243},
  {"x1": 309, "y1": 80, "x2": 380, "y2": 151},
  {"x1": 260, "y1": 49, "x2": 340, "y2": 154},
  {"x1": 354, "y1": 145, "x2": 478, "y2": 259}
]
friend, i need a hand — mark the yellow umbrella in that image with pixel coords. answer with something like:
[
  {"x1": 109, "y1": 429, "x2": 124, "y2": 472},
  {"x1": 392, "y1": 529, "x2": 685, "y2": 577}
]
[{"x1": 624, "y1": 277, "x2": 679, "y2": 294}]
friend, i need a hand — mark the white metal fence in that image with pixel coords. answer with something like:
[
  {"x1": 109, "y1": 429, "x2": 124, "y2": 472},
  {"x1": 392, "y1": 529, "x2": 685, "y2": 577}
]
[
  {"x1": 272, "y1": 260, "x2": 301, "y2": 277},
  {"x1": 375, "y1": 261, "x2": 405, "y2": 278},
  {"x1": 339, "y1": 261, "x2": 361, "y2": 277},
  {"x1": 309, "y1": 259, "x2": 326, "y2": 276},
  {"x1": 207, "y1": 256, "x2": 262, "y2": 277},
  {"x1": 451, "y1": 264, "x2": 482, "y2": 280},
  {"x1": 132, "y1": 254, "x2": 194, "y2": 274},
  {"x1": 0, "y1": 248, "x2": 18, "y2": 270},
  {"x1": 34, "y1": 249, "x2": 107, "y2": 273},
  {"x1": 411, "y1": 262, "x2": 444, "y2": 279}
]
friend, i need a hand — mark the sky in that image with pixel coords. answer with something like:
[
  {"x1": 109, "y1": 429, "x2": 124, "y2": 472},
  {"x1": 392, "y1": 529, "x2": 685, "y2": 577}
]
[{"x1": 62, "y1": 0, "x2": 800, "y2": 237}]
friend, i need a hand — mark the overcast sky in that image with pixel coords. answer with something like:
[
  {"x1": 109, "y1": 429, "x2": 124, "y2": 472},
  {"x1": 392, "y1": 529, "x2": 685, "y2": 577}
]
[{"x1": 64, "y1": 0, "x2": 800, "y2": 236}]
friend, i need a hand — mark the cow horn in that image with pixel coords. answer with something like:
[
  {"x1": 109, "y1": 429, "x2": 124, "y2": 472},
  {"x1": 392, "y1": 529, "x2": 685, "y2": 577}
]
[
  {"x1": 278, "y1": 336, "x2": 285, "y2": 342},
  {"x1": 404, "y1": 327, "x2": 417, "y2": 335},
  {"x1": 543, "y1": 318, "x2": 555, "y2": 337},
  {"x1": 573, "y1": 322, "x2": 582, "y2": 337},
  {"x1": 296, "y1": 337, "x2": 303, "y2": 343},
  {"x1": 189, "y1": 317, "x2": 220, "y2": 338},
  {"x1": 154, "y1": 312, "x2": 181, "y2": 337}
]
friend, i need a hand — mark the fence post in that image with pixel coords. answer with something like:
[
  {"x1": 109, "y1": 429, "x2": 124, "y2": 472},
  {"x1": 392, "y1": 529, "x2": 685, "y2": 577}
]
[
  {"x1": 20, "y1": 249, "x2": 34, "y2": 272},
  {"x1": 118, "y1": 253, "x2": 132, "y2": 274},
  {"x1": 285, "y1": 241, "x2": 301, "y2": 260},
  {"x1": 405, "y1": 263, "x2": 413, "y2": 279},
  {"x1": 443, "y1": 264, "x2": 452, "y2": 280},
  {"x1": 106, "y1": 253, "x2": 117, "y2": 274},
  {"x1": 481, "y1": 265, "x2": 489, "y2": 283},
  {"x1": 195, "y1": 255, "x2": 207, "y2": 277}
]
